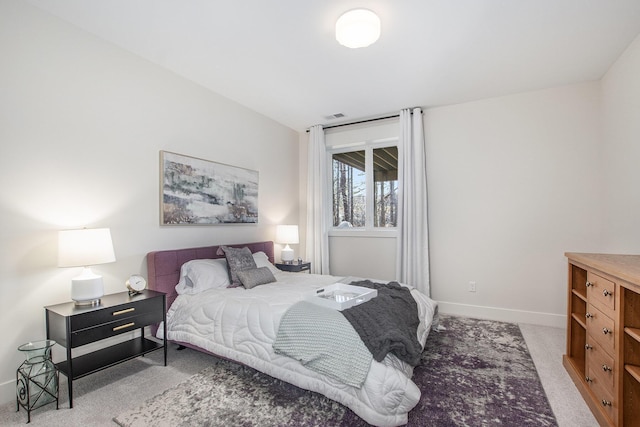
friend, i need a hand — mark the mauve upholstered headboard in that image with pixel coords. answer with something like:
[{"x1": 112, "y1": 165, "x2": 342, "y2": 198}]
[{"x1": 146, "y1": 241, "x2": 275, "y2": 311}]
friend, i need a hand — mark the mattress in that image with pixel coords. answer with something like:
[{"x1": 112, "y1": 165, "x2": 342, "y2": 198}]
[{"x1": 157, "y1": 270, "x2": 438, "y2": 427}]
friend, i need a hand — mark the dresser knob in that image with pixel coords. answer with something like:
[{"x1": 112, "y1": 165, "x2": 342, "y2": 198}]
[
  {"x1": 603, "y1": 289, "x2": 613, "y2": 297},
  {"x1": 602, "y1": 364, "x2": 612, "y2": 372},
  {"x1": 586, "y1": 281, "x2": 593, "y2": 287},
  {"x1": 585, "y1": 376, "x2": 593, "y2": 383},
  {"x1": 601, "y1": 399, "x2": 612, "y2": 407},
  {"x1": 586, "y1": 312, "x2": 593, "y2": 319},
  {"x1": 585, "y1": 344, "x2": 593, "y2": 350},
  {"x1": 603, "y1": 327, "x2": 611, "y2": 335}
]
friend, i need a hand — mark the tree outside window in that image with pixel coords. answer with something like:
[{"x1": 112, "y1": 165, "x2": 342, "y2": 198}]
[{"x1": 373, "y1": 147, "x2": 398, "y2": 228}]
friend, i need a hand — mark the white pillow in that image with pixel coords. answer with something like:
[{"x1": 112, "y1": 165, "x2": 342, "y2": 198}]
[
  {"x1": 252, "y1": 251, "x2": 280, "y2": 275},
  {"x1": 175, "y1": 258, "x2": 230, "y2": 295}
]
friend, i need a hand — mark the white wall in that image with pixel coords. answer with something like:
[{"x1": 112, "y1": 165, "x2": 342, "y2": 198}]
[
  {"x1": 426, "y1": 82, "x2": 603, "y2": 326},
  {"x1": 300, "y1": 84, "x2": 605, "y2": 326},
  {"x1": 303, "y1": 84, "x2": 604, "y2": 324},
  {"x1": 0, "y1": 2, "x2": 299, "y2": 403},
  {"x1": 601, "y1": 34, "x2": 640, "y2": 252},
  {"x1": 329, "y1": 235, "x2": 396, "y2": 280}
]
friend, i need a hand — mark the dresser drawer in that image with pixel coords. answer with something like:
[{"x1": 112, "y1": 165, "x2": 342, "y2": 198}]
[
  {"x1": 586, "y1": 339, "x2": 615, "y2": 391},
  {"x1": 586, "y1": 304, "x2": 615, "y2": 353},
  {"x1": 588, "y1": 374, "x2": 616, "y2": 424},
  {"x1": 587, "y1": 272, "x2": 616, "y2": 313},
  {"x1": 69, "y1": 297, "x2": 163, "y2": 332},
  {"x1": 70, "y1": 311, "x2": 163, "y2": 347}
]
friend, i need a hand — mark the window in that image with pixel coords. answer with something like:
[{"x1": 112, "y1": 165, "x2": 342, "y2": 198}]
[
  {"x1": 331, "y1": 143, "x2": 398, "y2": 229},
  {"x1": 372, "y1": 147, "x2": 398, "y2": 227},
  {"x1": 332, "y1": 149, "x2": 366, "y2": 227}
]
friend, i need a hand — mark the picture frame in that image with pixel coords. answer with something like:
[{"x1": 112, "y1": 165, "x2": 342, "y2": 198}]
[{"x1": 160, "y1": 151, "x2": 258, "y2": 225}]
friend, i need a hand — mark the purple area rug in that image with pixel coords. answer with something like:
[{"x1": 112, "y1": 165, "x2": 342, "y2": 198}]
[
  {"x1": 114, "y1": 315, "x2": 557, "y2": 427},
  {"x1": 409, "y1": 315, "x2": 557, "y2": 426}
]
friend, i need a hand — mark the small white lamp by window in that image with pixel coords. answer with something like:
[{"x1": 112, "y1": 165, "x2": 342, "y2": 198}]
[
  {"x1": 276, "y1": 225, "x2": 299, "y2": 264},
  {"x1": 58, "y1": 228, "x2": 116, "y2": 306},
  {"x1": 336, "y1": 9, "x2": 381, "y2": 49}
]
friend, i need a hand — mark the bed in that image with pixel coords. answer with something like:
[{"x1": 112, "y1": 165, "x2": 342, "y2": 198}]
[{"x1": 147, "y1": 241, "x2": 438, "y2": 427}]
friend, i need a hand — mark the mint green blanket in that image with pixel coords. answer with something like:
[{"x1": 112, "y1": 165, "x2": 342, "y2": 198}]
[{"x1": 273, "y1": 300, "x2": 372, "y2": 388}]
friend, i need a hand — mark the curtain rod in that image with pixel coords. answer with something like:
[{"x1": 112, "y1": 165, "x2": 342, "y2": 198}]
[
  {"x1": 305, "y1": 113, "x2": 399, "y2": 133},
  {"x1": 306, "y1": 108, "x2": 422, "y2": 133}
]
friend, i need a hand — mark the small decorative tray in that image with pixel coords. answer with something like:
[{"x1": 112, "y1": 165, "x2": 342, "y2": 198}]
[{"x1": 306, "y1": 283, "x2": 377, "y2": 311}]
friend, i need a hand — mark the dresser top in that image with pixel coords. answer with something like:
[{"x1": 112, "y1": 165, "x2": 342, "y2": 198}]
[{"x1": 565, "y1": 252, "x2": 640, "y2": 288}]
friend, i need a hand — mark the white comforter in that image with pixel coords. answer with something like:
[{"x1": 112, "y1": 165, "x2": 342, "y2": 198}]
[{"x1": 158, "y1": 271, "x2": 438, "y2": 427}]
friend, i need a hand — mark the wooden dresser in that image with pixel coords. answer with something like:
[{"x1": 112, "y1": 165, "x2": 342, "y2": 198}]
[{"x1": 564, "y1": 253, "x2": 640, "y2": 427}]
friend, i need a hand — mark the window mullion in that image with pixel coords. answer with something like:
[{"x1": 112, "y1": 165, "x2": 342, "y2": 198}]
[{"x1": 365, "y1": 146, "x2": 374, "y2": 229}]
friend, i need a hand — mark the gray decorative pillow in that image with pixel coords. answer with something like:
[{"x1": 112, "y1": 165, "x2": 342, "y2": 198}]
[
  {"x1": 236, "y1": 267, "x2": 277, "y2": 289},
  {"x1": 218, "y1": 246, "x2": 257, "y2": 287}
]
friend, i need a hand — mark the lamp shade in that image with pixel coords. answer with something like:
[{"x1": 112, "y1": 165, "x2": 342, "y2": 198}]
[
  {"x1": 58, "y1": 228, "x2": 116, "y2": 267},
  {"x1": 276, "y1": 225, "x2": 299, "y2": 245},
  {"x1": 336, "y1": 9, "x2": 381, "y2": 49}
]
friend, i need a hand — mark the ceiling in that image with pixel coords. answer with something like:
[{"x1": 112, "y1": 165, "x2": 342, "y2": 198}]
[{"x1": 27, "y1": 0, "x2": 640, "y2": 132}]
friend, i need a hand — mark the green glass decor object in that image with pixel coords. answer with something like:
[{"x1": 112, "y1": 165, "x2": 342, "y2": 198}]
[{"x1": 16, "y1": 339, "x2": 59, "y2": 423}]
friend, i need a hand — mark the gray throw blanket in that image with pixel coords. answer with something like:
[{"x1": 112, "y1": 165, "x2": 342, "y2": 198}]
[{"x1": 342, "y1": 280, "x2": 422, "y2": 366}]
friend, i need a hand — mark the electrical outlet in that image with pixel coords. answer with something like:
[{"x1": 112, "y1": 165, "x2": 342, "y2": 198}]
[{"x1": 469, "y1": 281, "x2": 477, "y2": 292}]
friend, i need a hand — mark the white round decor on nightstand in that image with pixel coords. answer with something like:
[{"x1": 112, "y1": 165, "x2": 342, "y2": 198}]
[{"x1": 126, "y1": 274, "x2": 146, "y2": 294}]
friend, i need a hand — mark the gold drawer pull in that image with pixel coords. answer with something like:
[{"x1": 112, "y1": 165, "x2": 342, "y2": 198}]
[
  {"x1": 585, "y1": 344, "x2": 593, "y2": 350},
  {"x1": 585, "y1": 376, "x2": 593, "y2": 383},
  {"x1": 602, "y1": 364, "x2": 612, "y2": 372},
  {"x1": 603, "y1": 327, "x2": 611, "y2": 335},
  {"x1": 586, "y1": 313, "x2": 593, "y2": 319},
  {"x1": 603, "y1": 289, "x2": 613, "y2": 297},
  {"x1": 586, "y1": 281, "x2": 593, "y2": 287},
  {"x1": 601, "y1": 399, "x2": 612, "y2": 407},
  {"x1": 113, "y1": 308, "x2": 135, "y2": 316},
  {"x1": 113, "y1": 322, "x2": 135, "y2": 331}
]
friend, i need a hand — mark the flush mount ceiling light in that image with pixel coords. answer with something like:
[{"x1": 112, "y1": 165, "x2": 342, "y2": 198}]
[{"x1": 336, "y1": 9, "x2": 381, "y2": 49}]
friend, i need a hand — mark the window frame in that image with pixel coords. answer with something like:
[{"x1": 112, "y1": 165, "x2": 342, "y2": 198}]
[{"x1": 327, "y1": 137, "x2": 399, "y2": 237}]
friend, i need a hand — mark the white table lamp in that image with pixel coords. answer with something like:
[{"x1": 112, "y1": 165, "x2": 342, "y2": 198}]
[
  {"x1": 276, "y1": 225, "x2": 299, "y2": 264},
  {"x1": 58, "y1": 228, "x2": 116, "y2": 306}
]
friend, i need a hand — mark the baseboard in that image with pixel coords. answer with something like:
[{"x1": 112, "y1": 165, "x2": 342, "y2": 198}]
[{"x1": 437, "y1": 301, "x2": 566, "y2": 328}]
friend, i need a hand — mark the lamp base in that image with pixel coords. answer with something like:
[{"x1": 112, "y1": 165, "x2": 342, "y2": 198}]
[
  {"x1": 71, "y1": 268, "x2": 104, "y2": 306},
  {"x1": 281, "y1": 245, "x2": 294, "y2": 264},
  {"x1": 74, "y1": 298, "x2": 101, "y2": 307}
]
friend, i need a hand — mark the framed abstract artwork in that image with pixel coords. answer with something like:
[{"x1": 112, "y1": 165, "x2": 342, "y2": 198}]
[{"x1": 160, "y1": 151, "x2": 258, "y2": 225}]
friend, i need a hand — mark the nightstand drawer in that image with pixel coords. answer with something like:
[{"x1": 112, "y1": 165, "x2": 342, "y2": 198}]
[
  {"x1": 70, "y1": 311, "x2": 163, "y2": 347},
  {"x1": 69, "y1": 297, "x2": 163, "y2": 332}
]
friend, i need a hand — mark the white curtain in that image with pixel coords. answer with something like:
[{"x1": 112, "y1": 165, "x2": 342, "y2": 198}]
[
  {"x1": 306, "y1": 125, "x2": 330, "y2": 274},
  {"x1": 396, "y1": 108, "x2": 430, "y2": 296}
]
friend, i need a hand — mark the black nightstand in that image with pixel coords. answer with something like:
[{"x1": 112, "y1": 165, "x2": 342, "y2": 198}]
[
  {"x1": 275, "y1": 262, "x2": 311, "y2": 273},
  {"x1": 45, "y1": 290, "x2": 166, "y2": 408}
]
